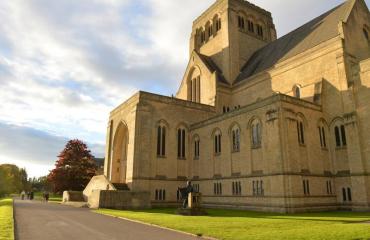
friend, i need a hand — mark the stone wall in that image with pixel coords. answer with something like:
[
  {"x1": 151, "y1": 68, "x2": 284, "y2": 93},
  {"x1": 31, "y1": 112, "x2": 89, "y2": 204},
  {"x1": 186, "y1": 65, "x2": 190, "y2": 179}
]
[
  {"x1": 88, "y1": 190, "x2": 151, "y2": 209},
  {"x1": 83, "y1": 175, "x2": 116, "y2": 202}
]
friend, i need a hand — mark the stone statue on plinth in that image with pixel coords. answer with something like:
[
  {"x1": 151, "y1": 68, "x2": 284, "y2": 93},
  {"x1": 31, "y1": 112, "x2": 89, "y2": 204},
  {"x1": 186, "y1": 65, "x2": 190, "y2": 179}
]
[{"x1": 176, "y1": 181, "x2": 207, "y2": 216}]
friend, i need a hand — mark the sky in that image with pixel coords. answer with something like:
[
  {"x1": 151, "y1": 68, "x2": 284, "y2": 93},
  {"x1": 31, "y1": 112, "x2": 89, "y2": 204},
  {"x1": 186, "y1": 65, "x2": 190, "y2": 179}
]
[{"x1": 0, "y1": 0, "x2": 369, "y2": 178}]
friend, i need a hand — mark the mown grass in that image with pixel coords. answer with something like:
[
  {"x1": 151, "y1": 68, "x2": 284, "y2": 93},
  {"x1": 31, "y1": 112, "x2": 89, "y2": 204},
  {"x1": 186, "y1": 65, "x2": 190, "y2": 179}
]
[
  {"x1": 95, "y1": 208, "x2": 370, "y2": 240},
  {"x1": 32, "y1": 192, "x2": 62, "y2": 203},
  {"x1": 0, "y1": 199, "x2": 14, "y2": 240}
]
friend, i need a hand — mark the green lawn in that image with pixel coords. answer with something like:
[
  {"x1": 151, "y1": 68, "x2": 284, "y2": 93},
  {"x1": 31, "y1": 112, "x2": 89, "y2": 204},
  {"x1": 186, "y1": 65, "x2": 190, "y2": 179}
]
[
  {"x1": 33, "y1": 192, "x2": 62, "y2": 203},
  {"x1": 95, "y1": 208, "x2": 370, "y2": 240},
  {"x1": 0, "y1": 199, "x2": 14, "y2": 240}
]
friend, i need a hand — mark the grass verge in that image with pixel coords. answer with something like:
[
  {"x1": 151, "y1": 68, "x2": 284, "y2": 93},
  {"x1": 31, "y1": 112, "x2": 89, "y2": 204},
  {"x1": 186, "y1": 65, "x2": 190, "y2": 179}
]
[
  {"x1": 0, "y1": 199, "x2": 14, "y2": 240},
  {"x1": 94, "y1": 208, "x2": 370, "y2": 240}
]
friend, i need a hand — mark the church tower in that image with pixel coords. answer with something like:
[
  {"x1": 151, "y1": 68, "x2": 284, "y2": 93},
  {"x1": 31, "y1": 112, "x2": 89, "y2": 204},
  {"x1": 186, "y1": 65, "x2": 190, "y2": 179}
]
[{"x1": 189, "y1": 0, "x2": 277, "y2": 84}]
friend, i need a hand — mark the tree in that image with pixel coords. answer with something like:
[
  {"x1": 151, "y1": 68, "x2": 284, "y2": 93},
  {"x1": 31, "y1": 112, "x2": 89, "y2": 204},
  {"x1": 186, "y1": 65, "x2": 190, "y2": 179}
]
[
  {"x1": 0, "y1": 164, "x2": 28, "y2": 197},
  {"x1": 48, "y1": 139, "x2": 97, "y2": 193}
]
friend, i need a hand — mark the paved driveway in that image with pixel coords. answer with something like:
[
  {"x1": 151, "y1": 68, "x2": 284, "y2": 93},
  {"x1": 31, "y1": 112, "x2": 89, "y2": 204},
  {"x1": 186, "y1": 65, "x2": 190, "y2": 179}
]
[{"x1": 14, "y1": 200, "x2": 201, "y2": 240}]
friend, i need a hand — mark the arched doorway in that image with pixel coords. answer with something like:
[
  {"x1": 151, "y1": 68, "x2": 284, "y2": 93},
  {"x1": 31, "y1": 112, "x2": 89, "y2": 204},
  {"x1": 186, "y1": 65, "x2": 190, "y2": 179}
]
[{"x1": 111, "y1": 122, "x2": 128, "y2": 183}]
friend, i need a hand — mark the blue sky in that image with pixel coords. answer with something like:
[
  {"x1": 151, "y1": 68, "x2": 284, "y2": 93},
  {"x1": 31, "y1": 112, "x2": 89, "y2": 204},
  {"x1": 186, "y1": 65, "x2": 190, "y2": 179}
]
[{"x1": 0, "y1": 0, "x2": 369, "y2": 178}]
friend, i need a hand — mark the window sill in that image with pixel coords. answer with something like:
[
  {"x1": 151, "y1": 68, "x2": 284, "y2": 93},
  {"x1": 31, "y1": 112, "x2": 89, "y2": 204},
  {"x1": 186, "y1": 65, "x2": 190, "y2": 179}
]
[
  {"x1": 231, "y1": 150, "x2": 240, "y2": 154},
  {"x1": 299, "y1": 143, "x2": 306, "y2": 147},
  {"x1": 157, "y1": 156, "x2": 166, "y2": 159},
  {"x1": 193, "y1": 157, "x2": 199, "y2": 161},
  {"x1": 336, "y1": 146, "x2": 347, "y2": 150},
  {"x1": 251, "y1": 145, "x2": 261, "y2": 149},
  {"x1": 321, "y1": 147, "x2": 328, "y2": 151},
  {"x1": 214, "y1": 153, "x2": 221, "y2": 157},
  {"x1": 177, "y1": 158, "x2": 187, "y2": 161}
]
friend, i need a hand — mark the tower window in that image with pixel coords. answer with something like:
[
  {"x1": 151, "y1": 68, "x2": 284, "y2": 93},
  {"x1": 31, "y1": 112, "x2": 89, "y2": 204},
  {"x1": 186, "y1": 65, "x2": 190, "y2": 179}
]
[
  {"x1": 208, "y1": 24, "x2": 213, "y2": 37},
  {"x1": 364, "y1": 28, "x2": 369, "y2": 40},
  {"x1": 293, "y1": 85, "x2": 301, "y2": 99},
  {"x1": 216, "y1": 18, "x2": 222, "y2": 31}
]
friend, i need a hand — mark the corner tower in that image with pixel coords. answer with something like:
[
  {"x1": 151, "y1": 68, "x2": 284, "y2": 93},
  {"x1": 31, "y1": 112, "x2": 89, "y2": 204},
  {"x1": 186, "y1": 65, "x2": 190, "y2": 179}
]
[{"x1": 190, "y1": 0, "x2": 276, "y2": 84}]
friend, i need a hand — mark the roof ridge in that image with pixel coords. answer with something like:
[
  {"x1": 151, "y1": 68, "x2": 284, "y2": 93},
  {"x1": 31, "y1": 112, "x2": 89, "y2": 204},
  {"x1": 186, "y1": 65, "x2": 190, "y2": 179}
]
[{"x1": 235, "y1": 0, "x2": 351, "y2": 84}]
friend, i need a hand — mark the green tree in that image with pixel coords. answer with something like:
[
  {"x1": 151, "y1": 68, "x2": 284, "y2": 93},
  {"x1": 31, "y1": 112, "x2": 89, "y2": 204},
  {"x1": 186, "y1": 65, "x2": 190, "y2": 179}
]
[
  {"x1": 48, "y1": 139, "x2": 97, "y2": 193},
  {"x1": 0, "y1": 164, "x2": 28, "y2": 197}
]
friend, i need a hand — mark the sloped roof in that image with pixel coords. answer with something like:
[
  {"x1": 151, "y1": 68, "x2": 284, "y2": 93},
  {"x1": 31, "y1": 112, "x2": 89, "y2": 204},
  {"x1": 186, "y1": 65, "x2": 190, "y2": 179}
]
[
  {"x1": 196, "y1": 51, "x2": 229, "y2": 84},
  {"x1": 235, "y1": 0, "x2": 355, "y2": 84}
]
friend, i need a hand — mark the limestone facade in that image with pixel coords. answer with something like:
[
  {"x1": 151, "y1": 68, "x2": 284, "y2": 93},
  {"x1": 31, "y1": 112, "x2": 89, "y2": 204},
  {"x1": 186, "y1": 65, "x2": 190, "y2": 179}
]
[{"x1": 103, "y1": 0, "x2": 370, "y2": 212}]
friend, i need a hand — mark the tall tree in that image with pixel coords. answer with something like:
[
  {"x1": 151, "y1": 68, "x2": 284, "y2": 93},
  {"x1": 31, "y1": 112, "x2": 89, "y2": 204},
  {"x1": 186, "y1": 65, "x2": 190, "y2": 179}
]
[
  {"x1": 0, "y1": 164, "x2": 28, "y2": 197},
  {"x1": 48, "y1": 139, "x2": 97, "y2": 193}
]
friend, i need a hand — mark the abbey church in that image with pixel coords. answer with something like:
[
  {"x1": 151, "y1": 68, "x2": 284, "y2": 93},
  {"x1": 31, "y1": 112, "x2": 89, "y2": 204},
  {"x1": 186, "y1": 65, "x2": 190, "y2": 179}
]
[{"x1": 103, "y1": 0, "x2": 370, "y2": 212}]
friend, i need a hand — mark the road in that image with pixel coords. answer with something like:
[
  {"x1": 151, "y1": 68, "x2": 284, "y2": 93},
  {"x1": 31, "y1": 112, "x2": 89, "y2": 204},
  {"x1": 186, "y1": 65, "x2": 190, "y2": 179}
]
[{"x1": 14, "y1": 200, "x2": 201, "y2": 240}]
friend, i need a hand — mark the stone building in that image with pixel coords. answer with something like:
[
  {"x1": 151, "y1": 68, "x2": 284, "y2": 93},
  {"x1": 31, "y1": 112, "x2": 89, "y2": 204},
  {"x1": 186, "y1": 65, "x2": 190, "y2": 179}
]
[{"x1": 102, "y1": 0, "x2": 370, "y2": 212}]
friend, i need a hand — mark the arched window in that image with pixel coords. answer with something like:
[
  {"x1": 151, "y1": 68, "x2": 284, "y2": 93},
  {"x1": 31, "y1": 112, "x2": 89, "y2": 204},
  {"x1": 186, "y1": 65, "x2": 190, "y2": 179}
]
[
  {"x1": 208, "y1": 24, "x2": 213, "y2": 38},
  {"x1": 238, "y1": 16, "x2": 245, "y2": 29},
  {"x1": 247, "y1": 20, "x2": 254, "y2": 32},
  {"x1": 364, "y1": 28, "x2": 369, "y2": 41},
  {"x1": 256, "y1": 24, "x2": 263, "y2": 37},
  {"x1": 214, "y1": 130, "x2": 222, "y2": 155},
  {"x1": 293, "y1": 85, "x2": 301, "y2": 99},
  {"x1": 213, "y1": 15, "x2": 222, "y2": 33},
  {"x1": 194, "y1": 136, "x2": 200, "y2": 159},
  {"x1": 251, "y1": 119, "x2": 262, "y2": 148},
  {"x1": 297, "y1": 120, "x2": 305, "y2": 145},
  {"x1": 177, "y1": 128, "x2": 186, "y2": 159},
  {"x1": 334, "y1": 123, "x2": 347, "y2": 147},
  {"x1": 201, "y1": 30, "x2": 206, "y2": 43},
  {"x1": 318, "y1": 121, "x2": 327, "y2": 148},
  {"x1": 188, "y1": 67, "x2": 201, "y2": 103},
  {"x1": 157, "y1": 124, "x2": 166, "y2": 157},
  {"x1": 231, "y1": 125, "x2": 240, "y2": 152},
  {"x1": 216, "y1": 18, "x2": 221, "y2": 32},
  {"x1": 342, "y1": 188, "x2": 347, "y2": 201}
]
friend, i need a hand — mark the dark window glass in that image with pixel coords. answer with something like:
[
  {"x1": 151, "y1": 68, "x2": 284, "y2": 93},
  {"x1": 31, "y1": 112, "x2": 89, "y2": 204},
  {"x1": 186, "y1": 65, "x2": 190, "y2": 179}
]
[
  {"x1": 347, "y1": 188, "x2": 352, "y2": 202},
  {"x1": 341, "y1": 125, "x2": 347, "y2": 146},
  {"x1": 319, "y1": 127, "x2": 323, "y2": 147},
  {"x1": 364, "y1": 28, "x2": 369, "y2": 40},
  {"x1": 300, "y1": 122, "x2": 305, "y2": 144},
  {"x1": 335, "y1": 126, "x2": 341, "y2": 147},
  {"x1": 177, "y1": 129, "x2": 181, "y2": 157},
  {"x1": 162, "y1": 127, "x2": 166, "y2": 156},
  {"x1": 155, "y1": 190, "x2": 158, "y2": 200},
  {"x1": 157, "y1": 127, "x2": 161, "y2": 156},
  {"x1": 163, "y1": 190, "x2": 166, "y2": 200},
  {"x1": 322, "y1": 127, "x2": 326, "y2": 147},
  {"x1": 342, "y1": 188, "x2": 347, "y2": 201},
  {"x1": 182, "y1": 129, "x2": 186, "y2": 158}
]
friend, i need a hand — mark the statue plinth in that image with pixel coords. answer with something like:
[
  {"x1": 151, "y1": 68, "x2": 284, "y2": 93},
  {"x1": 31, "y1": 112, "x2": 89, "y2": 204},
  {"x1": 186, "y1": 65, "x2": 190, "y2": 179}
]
[{"x1": 176, "y1": 192, "x2": 207, "y2": 216}]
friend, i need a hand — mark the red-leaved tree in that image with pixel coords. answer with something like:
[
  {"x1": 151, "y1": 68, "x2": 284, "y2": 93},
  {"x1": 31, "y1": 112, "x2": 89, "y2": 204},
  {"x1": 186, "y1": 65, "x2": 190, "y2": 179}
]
[{"x1": 48, "y1": 139, "x2": 97, "y2": 193}]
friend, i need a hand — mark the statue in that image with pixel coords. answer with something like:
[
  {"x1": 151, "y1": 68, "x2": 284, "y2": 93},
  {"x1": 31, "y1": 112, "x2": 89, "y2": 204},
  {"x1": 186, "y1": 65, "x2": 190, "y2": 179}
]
[{"x1": 178, "y1": 181, "x2": 193, "y2": 208}]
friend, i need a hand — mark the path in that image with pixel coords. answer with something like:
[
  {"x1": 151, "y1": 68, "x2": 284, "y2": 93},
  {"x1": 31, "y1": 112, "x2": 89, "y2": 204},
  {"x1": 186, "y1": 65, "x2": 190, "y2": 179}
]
[{"x1": 14, "y1": 200, "x2": 201, "y2": 240}]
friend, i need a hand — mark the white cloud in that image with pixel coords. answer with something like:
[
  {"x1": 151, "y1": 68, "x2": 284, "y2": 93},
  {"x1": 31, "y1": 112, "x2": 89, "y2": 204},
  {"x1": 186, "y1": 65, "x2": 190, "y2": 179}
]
[{"x1": 0, "y1": 0, "x2": 369, "y2": 177}]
